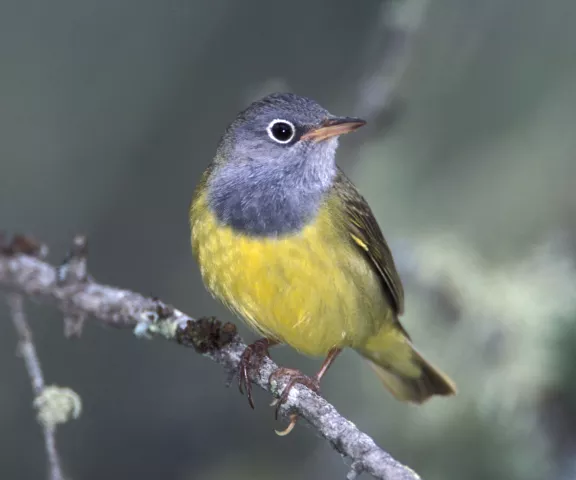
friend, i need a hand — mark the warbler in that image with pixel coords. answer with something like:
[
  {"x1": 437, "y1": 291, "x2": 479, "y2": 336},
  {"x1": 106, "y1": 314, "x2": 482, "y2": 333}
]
[{"x1": 189, "y1": 93, "x2": 456, "y2": 415}]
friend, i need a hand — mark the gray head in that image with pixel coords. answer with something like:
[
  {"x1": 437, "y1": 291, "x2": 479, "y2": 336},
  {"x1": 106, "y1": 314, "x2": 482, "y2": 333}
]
[{"x1": 207, "y1": 92, "x2": 365, "y2": 237}]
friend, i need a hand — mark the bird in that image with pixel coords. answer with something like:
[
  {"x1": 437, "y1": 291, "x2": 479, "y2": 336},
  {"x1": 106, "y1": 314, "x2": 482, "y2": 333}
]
[{"x1": 189, "y1": 92, "x2": 456, "y2": 427}]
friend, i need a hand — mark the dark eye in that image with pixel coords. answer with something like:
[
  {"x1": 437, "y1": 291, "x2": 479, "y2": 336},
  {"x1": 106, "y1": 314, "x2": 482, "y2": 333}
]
[{"x1": 266, "y1": 119, "x2": 296, "y2": 144}]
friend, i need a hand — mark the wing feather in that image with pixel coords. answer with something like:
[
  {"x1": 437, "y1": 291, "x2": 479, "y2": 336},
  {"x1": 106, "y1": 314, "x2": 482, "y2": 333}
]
[{"x1": 331, "y1": 168, "x2": 405, "y2": 316}]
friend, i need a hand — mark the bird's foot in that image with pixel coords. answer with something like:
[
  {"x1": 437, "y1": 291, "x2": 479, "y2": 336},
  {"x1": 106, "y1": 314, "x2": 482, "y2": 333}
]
[
  {"x1": 269, "y1": 367, "x2": 321, "y2": 435},
  {"x1": 238, "y1": 338, "x2": 274, "y2": 409}
]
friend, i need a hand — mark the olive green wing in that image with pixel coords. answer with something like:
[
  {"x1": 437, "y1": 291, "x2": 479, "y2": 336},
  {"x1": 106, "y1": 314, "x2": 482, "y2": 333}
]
[{"x1": 332, "y1": 168, "x2": 405, "y2": 316}]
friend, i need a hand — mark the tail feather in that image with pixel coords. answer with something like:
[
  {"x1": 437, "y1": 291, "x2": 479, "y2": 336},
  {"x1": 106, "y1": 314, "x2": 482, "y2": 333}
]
[
  {"x1": 368, "y1": 351, "x2": 456, "y2": 404},
  {"x1": 360, "y1": 330, "x2": 457, "y2": 404}
]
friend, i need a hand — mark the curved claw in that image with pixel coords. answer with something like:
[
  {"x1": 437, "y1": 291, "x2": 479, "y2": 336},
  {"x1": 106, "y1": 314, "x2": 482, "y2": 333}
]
[
  {"x1": 269, "y1": 367, "x2": 321, "y2": 420},
  {"x1": 269, "y1": 348, "x2": 340, "y2": 435},
  {"x1": 275, "y1": 414, "x2": 299, "y2": 436},
  {"x1": 237, "y1": 338, "x2": 274, "y2": 409},
  {"x1": 238, "y1": 358, "x2": 255, "y2": 408}
]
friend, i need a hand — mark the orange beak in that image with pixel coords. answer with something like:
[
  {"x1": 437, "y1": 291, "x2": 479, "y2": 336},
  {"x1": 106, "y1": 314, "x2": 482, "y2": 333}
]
[{"x1": 301, "y1": 117, "x2": 366, "y2": 142}]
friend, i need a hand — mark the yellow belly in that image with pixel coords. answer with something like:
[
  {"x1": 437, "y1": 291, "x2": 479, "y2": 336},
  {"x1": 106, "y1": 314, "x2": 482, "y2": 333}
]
[{"x1": 190, "y1": 192, "x2": 391, "y2": 356}]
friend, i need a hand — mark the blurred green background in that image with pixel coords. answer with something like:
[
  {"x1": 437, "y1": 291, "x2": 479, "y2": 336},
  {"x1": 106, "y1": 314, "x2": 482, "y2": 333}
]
[{"x1": 2, "y1": 0, "x2": 576, "y2": 479}]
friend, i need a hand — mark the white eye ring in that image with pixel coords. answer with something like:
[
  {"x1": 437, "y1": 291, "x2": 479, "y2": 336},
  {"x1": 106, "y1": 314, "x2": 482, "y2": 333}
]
[{"x1": 266, "y1": 119, "x2": 296, "y2": 144}]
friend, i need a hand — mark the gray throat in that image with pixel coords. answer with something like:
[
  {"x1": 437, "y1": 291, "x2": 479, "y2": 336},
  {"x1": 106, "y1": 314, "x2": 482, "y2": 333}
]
[{"x1": 207, "y1": 158, "x2": 335, "y2": 237}]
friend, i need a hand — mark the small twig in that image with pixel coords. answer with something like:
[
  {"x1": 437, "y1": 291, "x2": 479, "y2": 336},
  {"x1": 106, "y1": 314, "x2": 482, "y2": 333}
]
[
  {"x1": 6, "y1": 293, "x2": 66, "y2": 480},
  {"x1": 0, "y1": 235, "x2": 419, "y2": 480},
  {"x1": 7, "y1": 294, "x2": 44, "y2": 396},
  {"x1": 57, "y1": 235, "x2": 89, "y2": 338}
]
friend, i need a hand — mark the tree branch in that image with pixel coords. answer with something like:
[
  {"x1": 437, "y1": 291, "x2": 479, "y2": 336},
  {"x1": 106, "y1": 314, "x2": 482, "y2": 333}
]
[
  {"x1": 0, "y1": 235, "x2": 420, "y2": 480},
  {"x1": 6, "y1": 292, "x2": 66, "y2": 480}
]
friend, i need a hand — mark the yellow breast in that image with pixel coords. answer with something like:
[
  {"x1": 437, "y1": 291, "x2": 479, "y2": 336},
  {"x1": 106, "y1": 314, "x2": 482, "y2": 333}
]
[{"x1": 189, "y1": 191, "x2": 390, "y2": 356}]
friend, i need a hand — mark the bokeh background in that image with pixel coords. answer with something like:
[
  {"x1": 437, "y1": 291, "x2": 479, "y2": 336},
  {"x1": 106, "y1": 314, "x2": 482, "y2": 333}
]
[{"x1": 2, "y1": 0, "x2": 576, "y2": 479}]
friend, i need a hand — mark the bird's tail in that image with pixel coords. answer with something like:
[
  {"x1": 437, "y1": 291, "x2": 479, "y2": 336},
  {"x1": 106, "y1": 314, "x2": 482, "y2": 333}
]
[{"x1": 359, "y1": 327, "x2": 456, "y2": 404}]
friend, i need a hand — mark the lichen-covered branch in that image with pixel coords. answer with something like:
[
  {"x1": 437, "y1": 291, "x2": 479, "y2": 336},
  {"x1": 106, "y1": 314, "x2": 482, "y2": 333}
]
[
  {"x1": 0, "y1": 235, "x2": 420, "y2": 480},
  {"x1": 6, "y1": 293, "x2": 66, "y2": 480}
]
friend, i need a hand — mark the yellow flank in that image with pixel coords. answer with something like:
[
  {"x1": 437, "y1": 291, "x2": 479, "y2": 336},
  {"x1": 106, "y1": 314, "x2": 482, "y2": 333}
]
[{"x1": 189, "y1": 191, "x2": 394, "y2": 357}]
